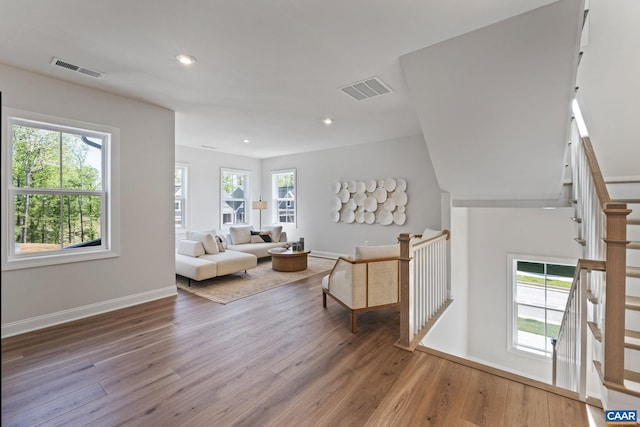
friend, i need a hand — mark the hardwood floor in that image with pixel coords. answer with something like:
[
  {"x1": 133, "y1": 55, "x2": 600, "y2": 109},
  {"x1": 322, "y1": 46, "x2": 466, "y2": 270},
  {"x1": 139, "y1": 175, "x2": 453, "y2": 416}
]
[{"x1": 2, "y1": 273, "x2": 604, "y2": 426}]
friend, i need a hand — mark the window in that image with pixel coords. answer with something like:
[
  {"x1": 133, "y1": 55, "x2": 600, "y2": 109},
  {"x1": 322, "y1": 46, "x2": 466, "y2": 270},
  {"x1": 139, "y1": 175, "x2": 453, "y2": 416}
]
[
  {"x1": 509, "y1": 255, "x2": 575, "y2": 357},
  {"x1": 221, "y1": 168, "x2": 249, "y2": 226},
  {"x1": 5, "y1": 111, "x2": 117, "y2": 269},
  {"x1": 175, "y1": 165, "x2": 188, "y2": 229},
  {"x1": 271, "y1": 169, "x2": 296, "y2": 225}
]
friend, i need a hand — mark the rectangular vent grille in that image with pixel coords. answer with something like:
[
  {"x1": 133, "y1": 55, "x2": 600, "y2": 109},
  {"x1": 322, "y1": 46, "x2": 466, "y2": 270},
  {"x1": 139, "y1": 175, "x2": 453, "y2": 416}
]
[
  {"x1": 340, "y1": 77, "x2": 392, "y2": 101},
  {"x1": 50, "y1": 57, "x2": 104, "y2": 78}
]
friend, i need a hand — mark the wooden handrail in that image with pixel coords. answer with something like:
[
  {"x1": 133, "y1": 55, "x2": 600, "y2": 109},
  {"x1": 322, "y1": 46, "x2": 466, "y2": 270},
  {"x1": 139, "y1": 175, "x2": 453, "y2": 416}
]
[
  {"x1": 557, "y1": 258, "x2": 605, "y2": 348},
  {"x1": 334, "y1": 255, "x2": 399, "y2": 265},
  {"x1": 581, "y1": 136, "x2": 611, "y2": 206}
]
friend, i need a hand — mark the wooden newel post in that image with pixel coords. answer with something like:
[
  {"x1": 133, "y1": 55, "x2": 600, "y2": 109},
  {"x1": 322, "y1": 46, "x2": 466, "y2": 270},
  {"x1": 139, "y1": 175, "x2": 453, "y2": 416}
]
[
  {"x1": 602, "y1": 203, "x2": 631, "y2": 386},
  {"x1": 398, "y1": 233, "x2": 412, "y2": 349}
]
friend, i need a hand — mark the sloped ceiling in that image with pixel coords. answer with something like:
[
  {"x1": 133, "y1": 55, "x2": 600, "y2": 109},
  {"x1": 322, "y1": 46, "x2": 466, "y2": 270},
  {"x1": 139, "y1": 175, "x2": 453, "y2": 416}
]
[{"x1": 400, "y1": 0, "x2": 583, "y2": 201}]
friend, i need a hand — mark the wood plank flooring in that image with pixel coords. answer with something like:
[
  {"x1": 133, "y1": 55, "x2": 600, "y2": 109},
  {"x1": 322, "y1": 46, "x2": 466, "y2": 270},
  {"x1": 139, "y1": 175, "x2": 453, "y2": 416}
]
[{"x1": 2, "y1": 272, "x2": 605, "y2": 426}]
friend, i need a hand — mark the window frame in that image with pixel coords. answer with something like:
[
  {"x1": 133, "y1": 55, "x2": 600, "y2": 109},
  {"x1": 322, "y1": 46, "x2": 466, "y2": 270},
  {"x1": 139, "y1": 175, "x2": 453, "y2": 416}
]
[
  {"x1": 220, "y1": 168, "x2": 251, "y2": 228},
  {"x1": 2, "y1": 108, "x2": 119, "y2": 271},
  {"x1": 507, "y1": 253, "x2": 576, "y2": 359},
  {"x1": 174, "y1": 164, "x2": 189, "y2": 230},
  {"x1": 271, "y1": 168, "x2": 296, "y2": 226}
]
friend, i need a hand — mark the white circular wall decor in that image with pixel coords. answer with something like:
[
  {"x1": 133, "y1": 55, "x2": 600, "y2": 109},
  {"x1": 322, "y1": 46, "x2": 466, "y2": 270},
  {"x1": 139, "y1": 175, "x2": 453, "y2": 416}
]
[
  {"x1": 373, "y1": 187, "x2": 387, "y2": 203},
  {"x1": 338, "y1": 188, "x2": 350, "y2": 203},
  {"x1": 353, "y1": 192, "x2": 366, "y2": 206},
  {"x1": 393, "y1": 212, "x2": 406, "y2": 225},
  {"x1": 342, "y1": 210, "x2": 355, "y2": 223},
  {"x1": 365, "y1": 179, "x2": 376, "y2": 192},
  {"x1": 384, "y1": 178, "x2": 396, "y2": 191},
  {"x1": 330, "y1": 196, "x2": 342, "y2": 211},
  {"x1": 364, "y1": 196, "x2": 377, "y2": 212},
  {"x1": 364, "y1": 212, "x2": 375, "y2": 224},
  {"x1": 391, "y1": 190, "x2": 407, "y2": 206},
  {"x1": 331, "y1": 178, "x2": 407, "y2": 225},
  {"x1": 378, "y1": 210, "x2": 393, "y2": 225},
  {"x1": 384, "y1": 198, "x2": 396, "y2": 211}
]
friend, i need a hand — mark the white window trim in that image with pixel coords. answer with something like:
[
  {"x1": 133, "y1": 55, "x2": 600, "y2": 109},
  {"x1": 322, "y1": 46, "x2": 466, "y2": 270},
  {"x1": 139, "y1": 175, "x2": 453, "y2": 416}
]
[
  {"x1": 271, "y1": 168, "x2": 297, "y2": 227},
  {"x1": 220, "y1": 167, "x2": 251, "y2": 228},
  {"x1": 2, "y1": 108, "x2": 120, "y2": 271},
  {"x1": 506, "y1": 253, "x2": 577, "y2": 360},
  {"x1": 175, "y1": 163, "x2": 189, "y2": 231}
]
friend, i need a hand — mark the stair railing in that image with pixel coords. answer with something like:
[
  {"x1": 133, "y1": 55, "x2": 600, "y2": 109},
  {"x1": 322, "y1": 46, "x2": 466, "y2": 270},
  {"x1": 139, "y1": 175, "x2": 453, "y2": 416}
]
[
  {"x1": 552, "y1": 259, "x2": 605, "y2": 399},
  {"x1": 553, "y1": 101, "x2": 630, "y2": 395},
  {"x1": 397, "y1": 230, "x2": 451, "y2": 351}
]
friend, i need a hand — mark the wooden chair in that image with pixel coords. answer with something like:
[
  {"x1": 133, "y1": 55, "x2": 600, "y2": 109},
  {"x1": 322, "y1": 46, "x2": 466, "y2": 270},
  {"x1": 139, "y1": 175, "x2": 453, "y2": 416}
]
[{"x1": 322, "y1": 244, "x2": 400, "y2": 333}]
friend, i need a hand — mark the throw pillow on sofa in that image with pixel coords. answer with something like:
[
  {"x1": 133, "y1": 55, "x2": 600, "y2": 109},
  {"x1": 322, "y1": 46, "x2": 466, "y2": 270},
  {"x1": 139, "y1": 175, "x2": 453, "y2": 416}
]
[
  {"x1": 229, "y1": 225, "x2": 252, "y2": 245},
  {"x1": 177, "y1": 239, "x2": 205, "y2": 257},
  {"x1": 215, "y1": 235, "x2": 226, "y2": 252},
  {"x1": 262, "y1": 225, "x2": 283, "y2": 242},
  {"x1": 188, "y1": 231, "x2": 219, "y2": 254},
  {"x1": 250, "y1": 230, "x2": 272, "y2": 242}
]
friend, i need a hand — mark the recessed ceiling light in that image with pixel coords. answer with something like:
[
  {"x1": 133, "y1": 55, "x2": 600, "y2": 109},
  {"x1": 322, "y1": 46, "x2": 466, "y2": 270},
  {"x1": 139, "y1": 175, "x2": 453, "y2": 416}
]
[
  {"x1": 243, "y1": 139, "x2": 251, "y2": 144},
  {"x1": 176, "y1": 54, "x2": 196, "y2": 65},
  {"x1": 322, "y1": 117, "x2": 333, "y2": 125}
]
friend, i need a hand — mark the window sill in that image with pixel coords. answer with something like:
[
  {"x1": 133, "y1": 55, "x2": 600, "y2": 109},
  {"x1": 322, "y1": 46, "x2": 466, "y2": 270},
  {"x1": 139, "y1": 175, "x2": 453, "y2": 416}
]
[
  {"x1": 508, "y1": 345, "x2": 553, "y2": 361},
  {"x1": 2, "y1": 249, "x2": 119, "y2": 271}
]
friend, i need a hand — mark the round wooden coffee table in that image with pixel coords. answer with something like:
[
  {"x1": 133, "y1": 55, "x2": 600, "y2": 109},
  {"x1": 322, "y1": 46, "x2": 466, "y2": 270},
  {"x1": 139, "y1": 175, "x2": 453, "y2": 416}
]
[{"x1": 268, "y1": 248, "x2": 311, "y2": 272}]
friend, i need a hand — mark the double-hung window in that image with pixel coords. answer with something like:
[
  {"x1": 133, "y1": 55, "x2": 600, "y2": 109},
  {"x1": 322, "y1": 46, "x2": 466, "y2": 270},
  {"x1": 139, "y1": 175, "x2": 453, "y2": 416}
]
[
  {"x1": 509, "y1": 255, "x2": 575, "y2": 357},
  {"x1": 271, "y1": 169, "x2": 296, "y2": 225},
  {"x1": 221, "y1": 168, "x2": 249, "y2": 226},
  {"x1": 175, "y1": 165, "x2": 188, "y2": 229},
  {"x1": 5, "y1": 111, "x2": 116, "y2": 269}
]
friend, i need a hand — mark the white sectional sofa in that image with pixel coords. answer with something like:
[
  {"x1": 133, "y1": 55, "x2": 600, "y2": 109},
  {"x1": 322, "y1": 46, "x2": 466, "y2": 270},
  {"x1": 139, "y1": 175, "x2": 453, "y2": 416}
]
[
  {"x1": 225, "y1": 225, "x2": 289, "y2": 258},
  {"x1": 175, "y1": 231, "x2": 257, "y2": 285}
]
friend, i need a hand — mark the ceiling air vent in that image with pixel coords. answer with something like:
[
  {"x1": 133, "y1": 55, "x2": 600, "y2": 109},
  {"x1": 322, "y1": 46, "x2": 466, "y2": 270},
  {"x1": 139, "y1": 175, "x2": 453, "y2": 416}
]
[
  {"x1": 50, "y1": 57, "x2": 104, "y2": 79},
  {"x1": 339, "y1": 77, "x2": 392, "y2": 101}
]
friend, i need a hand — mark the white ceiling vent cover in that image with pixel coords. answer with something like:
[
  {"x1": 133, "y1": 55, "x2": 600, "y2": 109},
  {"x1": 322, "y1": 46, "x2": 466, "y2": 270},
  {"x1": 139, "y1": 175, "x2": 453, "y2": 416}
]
[
  {"x1": 340, "y1": 77, "x2": 392, "y2": 101},
  {"x1": 50, "y1": 57, "x2": 104, "y2": 79}
]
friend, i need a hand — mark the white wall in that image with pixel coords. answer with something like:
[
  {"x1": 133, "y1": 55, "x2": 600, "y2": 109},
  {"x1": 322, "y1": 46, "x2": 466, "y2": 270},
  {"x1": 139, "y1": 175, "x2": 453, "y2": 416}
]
[
  {"x1": 465, "y1": 207, "x2": 580, "y2": 382},
  {"x1": 1, "y1": 64, "x2": 176, "y2": 337},
  {"x1": 174, "y1": 145, "x2": 262, "y2": 238},
  {"x1": 577, "y1": 0, "x2": 640, "y2": 180},
  {"x1": 260, "y1": 135, "x2": 442, "y2": 256}
]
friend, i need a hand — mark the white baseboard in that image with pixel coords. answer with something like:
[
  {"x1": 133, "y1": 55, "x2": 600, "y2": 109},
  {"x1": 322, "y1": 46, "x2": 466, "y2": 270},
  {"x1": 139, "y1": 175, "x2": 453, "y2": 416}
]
[{"x1": 1, "y1": 285, "x2": 177, "y2": 339}]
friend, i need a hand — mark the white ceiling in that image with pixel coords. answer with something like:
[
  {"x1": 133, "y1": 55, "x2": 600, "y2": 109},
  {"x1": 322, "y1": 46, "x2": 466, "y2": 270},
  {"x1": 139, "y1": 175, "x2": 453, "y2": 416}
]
[{"x1": 0, "y1": 0, "x2": 560, "y2": 160}]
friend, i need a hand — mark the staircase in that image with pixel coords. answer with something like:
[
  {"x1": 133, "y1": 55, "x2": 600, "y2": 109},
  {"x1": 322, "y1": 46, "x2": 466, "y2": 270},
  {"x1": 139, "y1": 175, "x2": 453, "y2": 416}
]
[
  {"x1": 586, "y1": 182, "x2": 640, "y2": 406},
  {"x1": 553, "y1": 101, "x2": 640, "y2": 410}
]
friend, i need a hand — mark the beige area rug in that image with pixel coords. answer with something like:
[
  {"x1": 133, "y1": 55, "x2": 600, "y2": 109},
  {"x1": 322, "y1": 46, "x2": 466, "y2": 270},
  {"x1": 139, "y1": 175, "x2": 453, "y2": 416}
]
[{"x1": 176, "y1": 255, "x2": 336, "y2": 304}]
